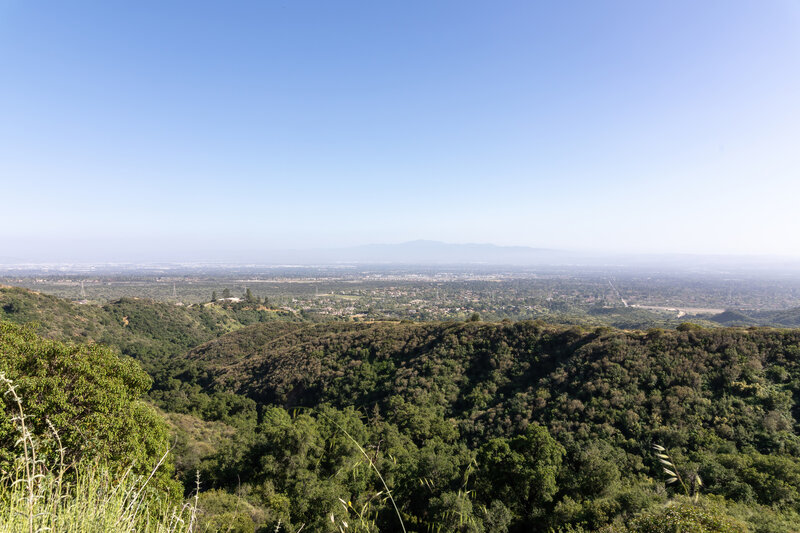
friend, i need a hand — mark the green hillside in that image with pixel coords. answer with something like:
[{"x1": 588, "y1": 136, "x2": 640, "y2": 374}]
[
  {"x1": 155, "y1": 320, "x2": 800, "y2": 532},
  {"x1": 750, "y1": 308, "x2": 800, "y2": 328},
  {"x1": 0, "y1": 285, "x2": 299, "y2": 369},
  {"x1": 710, "y1": 307, "x2": 800, "y2": 328},
  {"x1": 3, "y1": 286, "x2": 800, "y2": 531}
]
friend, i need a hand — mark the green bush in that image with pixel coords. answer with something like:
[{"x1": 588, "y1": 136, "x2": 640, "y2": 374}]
[
  {"x1": 0, "y1": 321, "x2": 178, "y2": 496},
  {"x1": 627, "y1": 499, "x2": 748, "y2": 533}
]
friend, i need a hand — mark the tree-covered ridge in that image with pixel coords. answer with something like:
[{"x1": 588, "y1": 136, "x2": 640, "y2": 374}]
[
  {"x1": 181, "y1": 321, "x2": 800, "y2": 447},
  {"x1": 712, "y1": 307, "x2": 800, "y2": 328},
  {"x1": 0, "y1": 286, "x2": 298, "y2": 368},
  {"x1": 162, "y1": 320, "x2": 800, "y2": 531}
]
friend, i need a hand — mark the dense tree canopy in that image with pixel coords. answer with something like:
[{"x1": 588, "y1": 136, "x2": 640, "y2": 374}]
[
  {"x1": 150, "y1": 320, "x2": 800, "y2": 531},
  {"x1": 3, "y1": 286, "x2": 800, "y2": 531}
]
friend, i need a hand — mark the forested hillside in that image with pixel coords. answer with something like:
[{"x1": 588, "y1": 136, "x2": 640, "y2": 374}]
[
  {"x1": 150, "y1": 320, "x2": 800, "y2": 531},
  {"x1": 2, "y1": 286, "x2": 800, "y2": 531},
  {"x1": 0, "y1": 285, "x2": 297, "y2": 369},
  {"x1": 712, "y1": 307, "x2": 800, "y2": 328}
]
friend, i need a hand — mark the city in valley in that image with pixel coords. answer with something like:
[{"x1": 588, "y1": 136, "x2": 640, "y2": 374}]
[{"x1": 4, "y1": 261, "x2": 800, "y2": 329}]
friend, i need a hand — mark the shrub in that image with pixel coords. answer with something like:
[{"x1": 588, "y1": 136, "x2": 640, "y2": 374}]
[
  {"x1": 0, "y1": 372, "x2": 194, "y2": 533},
  {"x1": 0, "y1": 321, "x2": 178, "y2": 496}
]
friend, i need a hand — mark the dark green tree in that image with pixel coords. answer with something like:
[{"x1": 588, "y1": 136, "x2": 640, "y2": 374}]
[{"x1": 475, "y1": 425, "x2": 565, "y2": 522}]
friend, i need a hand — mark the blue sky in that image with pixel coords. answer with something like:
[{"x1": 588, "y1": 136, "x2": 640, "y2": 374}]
[{"x1": 1, "y1": 1, "x2": 799, "y2": 261}]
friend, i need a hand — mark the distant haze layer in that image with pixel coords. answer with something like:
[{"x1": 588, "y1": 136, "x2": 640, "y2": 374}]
[{"x1": 2, "y1": 240, "x2": 800, "y2": 273}]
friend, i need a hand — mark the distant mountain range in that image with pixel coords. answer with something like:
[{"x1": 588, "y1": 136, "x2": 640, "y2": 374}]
[
  {"x1": 267, "y1": 240, "x2": 574, "y2": 265},
  {"x1": 256, "y1": 241, "x2": 800, "y2": 270},
  {"x1": 2, "y1": 240, "x2": 800, "y2": 271}
]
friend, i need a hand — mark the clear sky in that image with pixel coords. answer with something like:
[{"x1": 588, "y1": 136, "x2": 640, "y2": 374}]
[{"x1": 1, "y1": 1, "x2": 799, "y2": 262}]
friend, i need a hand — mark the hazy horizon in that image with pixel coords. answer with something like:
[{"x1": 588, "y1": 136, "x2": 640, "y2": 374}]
[
  {"x1": 4, "y1": 239, "x2": 800, "y2": 268},
  {"x1": 2, "y1": 1, "x2": 800, "y2": 261}
]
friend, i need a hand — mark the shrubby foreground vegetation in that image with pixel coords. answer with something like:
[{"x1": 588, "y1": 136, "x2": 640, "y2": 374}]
[
  {"x1": 1, "y1": 287, "x2": 800, "y2": 531},
  {"x1": 0, "y1": 322, "x2": 187, "y2": 531}
]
